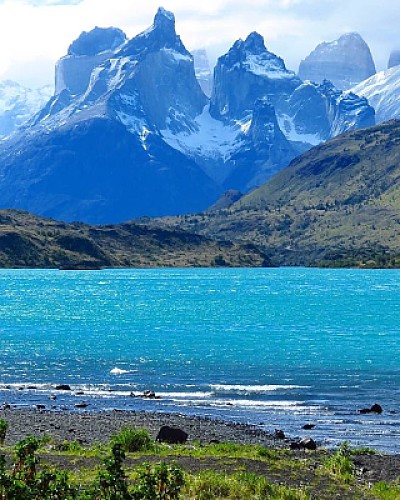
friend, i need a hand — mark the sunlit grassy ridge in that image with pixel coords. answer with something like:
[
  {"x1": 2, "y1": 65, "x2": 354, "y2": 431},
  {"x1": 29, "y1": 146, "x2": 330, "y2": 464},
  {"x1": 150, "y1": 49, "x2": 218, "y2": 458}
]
[{"x1": 158, "y1": 120, "x2": 400, "y2": 267}]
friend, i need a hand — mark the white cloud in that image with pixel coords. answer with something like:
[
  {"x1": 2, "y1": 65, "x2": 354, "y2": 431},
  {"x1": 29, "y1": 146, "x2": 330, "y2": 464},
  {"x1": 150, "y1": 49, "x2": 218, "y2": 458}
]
[{"x1": 0, "y1": 0, "x2": 398, "y2": 87}]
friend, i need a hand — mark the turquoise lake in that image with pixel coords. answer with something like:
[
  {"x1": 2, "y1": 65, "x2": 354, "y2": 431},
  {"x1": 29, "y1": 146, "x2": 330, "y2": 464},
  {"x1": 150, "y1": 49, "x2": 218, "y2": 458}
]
[{"x1": 0, "y1": 268, "x2": 399, "y2": 452}]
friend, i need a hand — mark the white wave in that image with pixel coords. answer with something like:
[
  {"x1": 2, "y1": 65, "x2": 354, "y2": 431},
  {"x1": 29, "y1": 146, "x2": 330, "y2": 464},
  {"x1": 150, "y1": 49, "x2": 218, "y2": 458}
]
[
  {"x1": 157, "y1": 392, "x2": 214, "y2": 399},
  {"x1": 210, "y1": 384, "x2": 309, "y2": 393},
  {"x1": 203, "y1": 399, "x2": 308, "y2": 409},
  {"x1": 110, "y1": 367, "x2": 137, "y2": 375}
]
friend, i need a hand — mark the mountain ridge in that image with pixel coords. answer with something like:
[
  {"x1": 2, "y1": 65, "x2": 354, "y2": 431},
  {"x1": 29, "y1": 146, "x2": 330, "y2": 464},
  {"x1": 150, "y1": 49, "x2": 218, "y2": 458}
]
[
  {"x1": 154, "y1": 119, "x2": 400, "y2": 268},
  {"x1": 0, "y1": 9, "x2": 378, "y2": 223},
  {"x1": 0, "y1": 209, "x2": 270, "y2": 269}
]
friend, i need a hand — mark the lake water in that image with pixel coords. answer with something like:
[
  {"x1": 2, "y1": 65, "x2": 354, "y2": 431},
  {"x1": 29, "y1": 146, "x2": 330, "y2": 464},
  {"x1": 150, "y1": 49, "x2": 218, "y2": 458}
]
[{"x1": 0, "y1": 268, "x2": 399, "y2": 452}]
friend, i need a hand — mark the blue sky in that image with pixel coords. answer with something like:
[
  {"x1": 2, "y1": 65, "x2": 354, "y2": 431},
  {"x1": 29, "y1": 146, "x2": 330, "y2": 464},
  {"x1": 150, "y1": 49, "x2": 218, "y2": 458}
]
[{"x1": 0, "y1": 0, "x2": 399, "y2": 87}]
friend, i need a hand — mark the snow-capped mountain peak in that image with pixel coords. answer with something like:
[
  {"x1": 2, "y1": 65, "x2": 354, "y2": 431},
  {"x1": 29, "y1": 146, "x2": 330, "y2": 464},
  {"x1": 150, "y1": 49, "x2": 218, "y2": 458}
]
[{"x1": 351, "y1": 65, "x2": 400, "y2": 123}]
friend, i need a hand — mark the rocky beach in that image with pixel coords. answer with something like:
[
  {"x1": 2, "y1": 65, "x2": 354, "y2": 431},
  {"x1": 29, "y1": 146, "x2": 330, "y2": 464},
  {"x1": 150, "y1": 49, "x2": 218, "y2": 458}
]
[{"x1": 0, "y1": 407, "x2": 399, "y2": 493}]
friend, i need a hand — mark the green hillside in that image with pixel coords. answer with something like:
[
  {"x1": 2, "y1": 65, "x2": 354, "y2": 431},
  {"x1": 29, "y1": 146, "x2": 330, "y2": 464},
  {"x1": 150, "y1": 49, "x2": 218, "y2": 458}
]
[
  {"x1": 159, "y1": 120, "x2": 400, "y2": 267},
  {"x1": 0, "y1": 210, "x2": 269, "y2": 269}
]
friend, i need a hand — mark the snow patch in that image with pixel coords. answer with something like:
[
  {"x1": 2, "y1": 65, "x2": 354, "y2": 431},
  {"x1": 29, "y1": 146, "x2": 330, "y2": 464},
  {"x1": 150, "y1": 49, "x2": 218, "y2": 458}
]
[
  {"x1": 161, "y1": 104, "x2": 244, "y2": 161},
  {"x1": 277, "y1": 114, "x2": 322, "y2": 146},
  {"x1": 237, "y1": 54, "x2": 295, "y2": 79},
  {"x1": 161, "y1": 48, "x2": 192, "y2": 63}
]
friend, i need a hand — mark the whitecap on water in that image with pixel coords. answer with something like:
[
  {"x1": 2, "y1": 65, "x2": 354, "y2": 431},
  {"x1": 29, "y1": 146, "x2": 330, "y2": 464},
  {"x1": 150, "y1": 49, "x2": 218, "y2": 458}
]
[
  {"x1": 110, "y1": 367, "x2": 137, "y2": 375},
  {"x1": 210, "y1": 384, "x2": 309, "y2": 393}
]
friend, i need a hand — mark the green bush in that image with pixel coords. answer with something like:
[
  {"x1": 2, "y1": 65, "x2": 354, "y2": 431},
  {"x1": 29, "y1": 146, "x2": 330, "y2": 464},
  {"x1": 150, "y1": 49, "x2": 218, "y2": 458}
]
[
  {"x1": 324, "y1": 442, "x2": 354, "y2": 482},
  {"x1": 132, "y1": 462, "x2": 185, "y2": 500},
  {"x1": 0, "y1": 436, "x2": 78, "y2": 499},
  {"x1": 112, "y1": 426, "x2": 153, "y2": 453},
  {"x1": 0, "y1": 419, "x2": 8, "y2": 446},
  {"x1": 91, "y1": 442, "x2": 131, "y2": 499}
]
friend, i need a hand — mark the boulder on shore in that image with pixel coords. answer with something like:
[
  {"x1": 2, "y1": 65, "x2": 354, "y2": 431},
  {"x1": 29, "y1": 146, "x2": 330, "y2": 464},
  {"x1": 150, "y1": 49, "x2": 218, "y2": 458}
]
[{"x1": 156, "y1": 425, "x2": 188, "y2": 444}]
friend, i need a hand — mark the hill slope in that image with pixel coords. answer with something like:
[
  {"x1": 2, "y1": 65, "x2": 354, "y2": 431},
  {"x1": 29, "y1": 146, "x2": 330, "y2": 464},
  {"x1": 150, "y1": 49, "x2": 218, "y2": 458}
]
[
  {"x1": 0, "y1": 210, "x2": 269, "y2": 269},
  {"x1": 159, "y1": 120, "x2": 400, "y2": 267}
]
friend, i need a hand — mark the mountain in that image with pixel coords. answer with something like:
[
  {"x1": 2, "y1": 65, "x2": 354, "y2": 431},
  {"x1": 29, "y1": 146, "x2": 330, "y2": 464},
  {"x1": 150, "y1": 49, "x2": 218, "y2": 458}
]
[
  {"x1": 298, "y1": 33, "x2": 376, "y2": 90},
  {"x1": 0, "y1": 209, "x2": 270, "y2": 269},
  {"x1": 352, "y1": 66, "x2": 400, "y2": 123},
  {"x1": 210, "y1": 32, "x2": 301, "y2": 121},
  {"x1": 163, "y1": 32, "x2": 374, "y2": 192},
  {"x1": 160, "y1": 120, "x2": 400, "y2": 268},
  {"x1": 0, "y1": 9, "x2": 376, "y2": 223},
  {"x1": 388, "y1": 50, "x2": 400, "y2": 69},
  {"x1": 0, "y1": 81, "x2": 53, "y2": 138},
  {"x1": 0, "y1": 8, "x2": 219, "y2": 223},
  {"x1": 192, "y1": 49, "x2": 212, "y2": 97},
  {"x1": 282, "y1": 79, "x2": 374, "y2": 142}
]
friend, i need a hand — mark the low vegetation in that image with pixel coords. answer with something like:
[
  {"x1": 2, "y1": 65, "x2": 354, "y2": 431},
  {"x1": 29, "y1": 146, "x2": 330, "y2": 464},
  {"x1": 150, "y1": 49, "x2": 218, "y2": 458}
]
[
  {"x1": 0, "y1": 210, "x2": 269, "y2": 269},
  {"x1": 0, "y1": 425, "x2": 398, "y2": 499}
]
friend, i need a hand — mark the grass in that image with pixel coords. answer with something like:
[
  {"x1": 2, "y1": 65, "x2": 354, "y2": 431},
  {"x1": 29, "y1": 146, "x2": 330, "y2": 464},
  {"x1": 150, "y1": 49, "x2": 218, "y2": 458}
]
[
  {"x1": 184, "y1": 470, "x2": 309, "y2": 499},
  {"x1": 0, "y1": 434, "x2": 397, "y2": 499},
  {"x1": 111, "y1": 426, "x2": 153, "y2": 453},
  {"x1": 322, "y1": 442, "x2": 354, "y2": 483},
  {"x1": 372, "y1": 481, "x2": 400, "y2": 500}
]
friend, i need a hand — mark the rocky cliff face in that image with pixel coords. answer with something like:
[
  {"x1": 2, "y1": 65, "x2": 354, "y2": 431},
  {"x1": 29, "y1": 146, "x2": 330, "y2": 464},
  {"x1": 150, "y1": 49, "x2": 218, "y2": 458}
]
[
  {"x1": 55, "y1": 27, "x2": 127, "y2": 96},
  {"x1": 298, "y1": 33, "x2": 376, "y2": 90},
  {"x1": 223, "y1": 98, "x2": 297, "y2": 190},
  {"x1": 388, "y1": 50, "x2": 400, "y2": 69},
  {"x1": 210, "y1": 32, "x2": 301, "y2": 121},
  {"x1": 283, "y1": 80, "x2": 374, "y2": 140}
]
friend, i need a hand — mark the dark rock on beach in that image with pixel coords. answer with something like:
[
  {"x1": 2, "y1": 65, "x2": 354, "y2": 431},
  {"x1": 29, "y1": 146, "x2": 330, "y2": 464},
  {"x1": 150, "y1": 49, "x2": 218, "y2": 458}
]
[
  {"x1": 299, "y1": 437, "x2": 317, "y2": 451},
  {"x1": 156, "y1": 425, "x2": 188, "y2": 444},
  {"x1": 274, "y1": 429, "x2": 286, "y2": 440},
  {"x1": 290, "y1": 437, "x2": 317, "y2": 451},
  {"x1": 55, "y1": 385, "x2": 71, "y2": 391}
]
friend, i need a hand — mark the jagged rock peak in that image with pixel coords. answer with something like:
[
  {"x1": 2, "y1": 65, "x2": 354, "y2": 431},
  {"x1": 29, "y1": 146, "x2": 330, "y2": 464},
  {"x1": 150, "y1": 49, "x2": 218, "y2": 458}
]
[
  {"x1": 118, "y1": 7, "x2": 188, "y2": 58},
  {"x1": 68, "y1": 27, "x2": 127, "y2": 56},
  {"x1": 388, "y1": 50, "x2": 400, "y2": 69},
  {"x1": 299, "y1": 32, "x2": 376, "y2": 90},
  {"x1": 226, "y1": 31, "x2": 288, "y2": 73},
  {"x1": 154, "y1": 6, "x2": 176, "y2": 28},
  {"x1": 243, "y1": 32, "x2": 267, "y2": 54}
]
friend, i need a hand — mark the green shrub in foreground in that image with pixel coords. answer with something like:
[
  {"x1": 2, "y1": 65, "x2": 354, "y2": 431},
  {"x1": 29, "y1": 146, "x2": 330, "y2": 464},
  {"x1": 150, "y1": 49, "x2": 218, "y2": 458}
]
[
  {"x1": 0, "y1": 438, "x2": 185, "y2": 499},
  {"x1": 112, "y1": 426, "x2": 153, "y2": 452},
  {"x1": 0, "y1": 419, "x2": 8, "y2": 446},
  {"x1": 0, "y1": 435, "x2": 78, "y2": 499},
  {"x1": 132, "y1": 462, "x2": 185, "y2": 500}
]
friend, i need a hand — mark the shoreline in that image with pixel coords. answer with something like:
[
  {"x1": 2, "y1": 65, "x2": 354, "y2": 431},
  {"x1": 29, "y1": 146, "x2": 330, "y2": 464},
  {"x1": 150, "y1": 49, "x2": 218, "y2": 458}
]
[{"x1": 0, "y1": 408, "x2": 284, "y2": 448}]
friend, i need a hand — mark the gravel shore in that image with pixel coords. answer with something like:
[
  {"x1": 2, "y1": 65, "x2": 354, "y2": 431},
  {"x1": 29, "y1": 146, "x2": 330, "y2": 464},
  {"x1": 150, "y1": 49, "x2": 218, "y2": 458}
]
[{"x1": 0, "y1": 409, "x2": 282, "y2": 447}]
